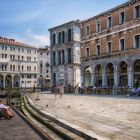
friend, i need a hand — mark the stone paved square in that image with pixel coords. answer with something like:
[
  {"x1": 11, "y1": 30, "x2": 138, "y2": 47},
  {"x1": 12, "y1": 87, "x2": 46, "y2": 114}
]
[{"x1": 30, "y1": 93, "x2": 140, "y2": 140}]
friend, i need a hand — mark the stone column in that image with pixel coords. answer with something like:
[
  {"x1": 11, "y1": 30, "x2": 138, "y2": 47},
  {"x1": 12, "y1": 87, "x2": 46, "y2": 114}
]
[
  {"x1": 11, "y1": 75, "x2": 14, "y2": 88},
  {"x1": 91, "y1": 68, "x2": 96, "y2": 86},
  {"x1": 55, "y1": 50, "x2": 58, "y2": 65},
  {"x1": 127, "y1": 65, "x2": 133, "y2": 88},
  {"x1": 3, "y1": 74, "x2": 5, "y2": 88},
  {"x1": 65, "y1": 48, "x2": 68, "y2": 64},
  {"x1": 114, "y1": 66, "x2": 119, "y2": 86},
  {"x1": 64, "y1": 67, "x2": 67, "y2": 86},
  {"x1": 102, "y1": 68, "x2": 107, "y2": 87},
  {"x1": 81, "y1": 71, "x2": 84, "y2": 85}
]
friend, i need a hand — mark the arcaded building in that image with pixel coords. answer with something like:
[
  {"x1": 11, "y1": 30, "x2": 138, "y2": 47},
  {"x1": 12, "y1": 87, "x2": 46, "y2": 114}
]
[
  {"x1": 49, "y1": 20, "x2": 81, "y2": 87},
  {"x1": 37, "y1": 47, "x2": 51, "y2": 89},
  {"x1": 0, "y1": 37, "x2": 38, "y2": 88},
  {"x1": 81, "y1": 0, "x2": 140, "y2": 88}
]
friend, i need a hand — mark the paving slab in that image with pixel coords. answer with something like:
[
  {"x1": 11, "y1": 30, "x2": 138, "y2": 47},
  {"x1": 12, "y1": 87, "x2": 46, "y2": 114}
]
[
  {"x1": 0, "y1": 108, "x2": 43, "y2": 140},
  {"x1": 29, "y1": 93, "x2": 140, "y2": 140}
]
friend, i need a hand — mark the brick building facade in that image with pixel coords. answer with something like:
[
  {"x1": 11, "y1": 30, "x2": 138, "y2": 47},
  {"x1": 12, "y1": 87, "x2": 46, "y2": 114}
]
[{"x1": 80, "y1": 0, "x2": 140, "y2": 88}]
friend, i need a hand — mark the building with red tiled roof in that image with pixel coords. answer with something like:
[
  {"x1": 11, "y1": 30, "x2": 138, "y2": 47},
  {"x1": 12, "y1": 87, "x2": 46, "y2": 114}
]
[{"x1": 0, "y1": 37, "x2": 38, "y2": 88}]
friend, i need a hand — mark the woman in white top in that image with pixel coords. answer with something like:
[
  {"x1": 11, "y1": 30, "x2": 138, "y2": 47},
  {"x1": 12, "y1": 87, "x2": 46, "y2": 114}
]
[{"x1": 0, "y1": 99, "x2": 14, "y2": 119}]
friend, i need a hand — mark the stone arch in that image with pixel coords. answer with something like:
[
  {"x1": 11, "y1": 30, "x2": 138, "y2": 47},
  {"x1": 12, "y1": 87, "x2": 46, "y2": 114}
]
[
  {"x1": 83, "y1": 66, "x2": 92, "y2": 87},
  {"x1": 133, "y1": 59, "x2": 140, "y2": 88},
  {"x1": 95, "y1": 64, "x2": 102, "y2": 86},
  {"x1": 59, "y1": 71, "x2": 64, "y2": 84},
  {"x1": 5, "y1": 75, "x2": 12, "y2": 88},
  {"x1": 106, "y1": 63, "x2": 114, "y2": 88},
  {"x1": 118, "y1": 61, "x2": 128, "y2": 87},
  {"x1": 13, "y1": 75, "x2": 20, "y2": 87},
  {"x1": 67, "y1": 69, "x2": 72, "y2": 86}
]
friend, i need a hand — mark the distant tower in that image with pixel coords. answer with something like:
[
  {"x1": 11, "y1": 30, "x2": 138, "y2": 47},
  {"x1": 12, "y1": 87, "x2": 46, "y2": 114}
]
[{"x1": 37, "y1": 47, "x2": 51, "y2": 89}]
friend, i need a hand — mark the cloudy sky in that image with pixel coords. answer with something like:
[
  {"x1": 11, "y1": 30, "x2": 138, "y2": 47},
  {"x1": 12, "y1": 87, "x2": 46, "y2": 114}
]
[{"x1": 0, "y1": 0, "x2": 127, "y2": 47}]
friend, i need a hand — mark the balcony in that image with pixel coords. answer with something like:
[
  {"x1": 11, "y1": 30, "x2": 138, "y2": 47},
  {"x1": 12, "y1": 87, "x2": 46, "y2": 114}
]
[
  {"x1": 81, "y1": 48, "x2": 140, "y2": 62},
  {"x1": 0, "y1": 58, "x2": 10, "y2": 64}
]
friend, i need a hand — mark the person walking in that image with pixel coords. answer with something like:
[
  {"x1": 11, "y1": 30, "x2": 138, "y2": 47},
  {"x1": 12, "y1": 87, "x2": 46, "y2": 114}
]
[
  {"x1": 112, "y1": 83, "x2": 117, "y2": 95},
  {"x1": 53, "y1": 85, "x2": 59, "y2": 98},
  {"x1": 59, "y1": 83, "x2": 64, "y2": 98},
  {"x1": 75, "y1": 83, "x2": 79, "y2": 95}
]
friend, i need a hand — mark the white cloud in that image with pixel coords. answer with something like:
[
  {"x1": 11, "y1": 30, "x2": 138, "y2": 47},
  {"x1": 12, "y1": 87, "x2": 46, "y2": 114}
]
[
  {"x1": 7, "y1": 29, "x2": 50, "y2": 48},
  {"x1": 1, "y1": 11, "x2": 43, "y2": 25},
  {"x1": 27, "y1": 34, "x2": 50, "y2": 47}
]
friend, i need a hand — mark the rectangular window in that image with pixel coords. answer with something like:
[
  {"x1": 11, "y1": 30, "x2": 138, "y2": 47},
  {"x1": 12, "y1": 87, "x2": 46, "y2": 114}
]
[
  {"x1": 119, "y1": 11, "x2": 125, "y2": 24},
  {"x1": 134, "y1": 35, "x2": 140, "y2": 48},
  {"x1": 13, "y1": 65, "x2": 15, "y2": 71},
  {"x1": 107, "y1": 16, "x2": 112, "y2": 28},
  {"x1": 108, "y1": 42, "x2": 112, "y2": 53},
  {"x1": 96, "y1": 45, "x2": 100, "y2": 55},
  {"x1": 22, "y1": 75, "x2": 24, "y2": 78},
  {"x1": 22, "y1": 65, "x2": 24, "y2": 71},
  {"x1": 18, "y1": 65, "x2": 20, "y2": 71},
  {"x1": 58, "y1": 32, "x2": 61, "y2": 44},
  {"x1": 27, "y1": 49, "x2": 31, "y2": 53},
  {"x1": 2, "y1": 54, "x2": 4, "y2": 58},
  {"x1": 18, "y1": 56, "x2": 20, "y2": 60},
  {"x1": 68, "y1": 28, "x2": 72, "y2": 42},
  {"x1": 86, "y1": 25, "x2": 90, "y2": 35},
  {"x1": 135, "y1": 5, "x2": 140, "y2": 19},
  {"x1": 10, "y1": 65, "x2": 12, "y2": 71},
  {"x1": 86, "y1": 48, "x2": 90, "y2": 58},
  {"x1": 27, "y1": 75, "x2": 31, "y2": 79},
  {"x1": 68, "y1": 48, "x2": 72, "y2": 64},
  {"x1": 34, "y1": 66, "x2": 36, "y2": 72},
  {"x1": 27, "y1": 57, "x2": 31, "y2": 61},
  {"x1": 52, "y1": 33, "x2": 56, "y2": 46},
  {"x1": 27, "y1": 66, "x2": 31, "y2": 71},
  {"x1": 10, "y1": 55, "x2": 12, "y2": 60},
  {"x1": 62, "y1": 31, "x2": 65, "y2": 43},
  {"x1": 96, "y1": 21, "x2": 101, "y2": 32},
  {"x1": 53, "y1": 51, "x2": 56, "y2": 66},
  {"x1": 58, "y1": 51, "x2": 61, "y2": 64},
  {"x1": 120, "y1": 39, "x2": 125, "y2": 51},
  {"x1": 62, "y1": 50, "x2": 65, "y2": 64},
  {"x1": 18, "y1": 48, "x2": 20, "y2": 52}
]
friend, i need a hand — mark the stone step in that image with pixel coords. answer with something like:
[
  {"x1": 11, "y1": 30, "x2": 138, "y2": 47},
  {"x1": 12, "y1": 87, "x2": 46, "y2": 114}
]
[{"x1": 22, "y1": 97, "x2": 85, "y2": 140}]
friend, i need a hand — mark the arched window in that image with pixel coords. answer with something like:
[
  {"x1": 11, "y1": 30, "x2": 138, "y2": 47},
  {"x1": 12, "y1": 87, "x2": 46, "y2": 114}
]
[
  {"x1": 68, "y1": 28, "x2": 72, "y2": 42},
  {"x1": 53, "y1": 51, "x2": 56, "y2": 66},
  {"x1": 68, "y1": 48, "x2": 71, "y2": 64},
  {"x1": 58, "y1": 32, "x2": 61, "y2": 44},
  {"x1": 52, "y1": 33, "x2": 56, "y2": 45},
  {"x1": 62, "y1": 31, "x2": 65, "y2": 43}
]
